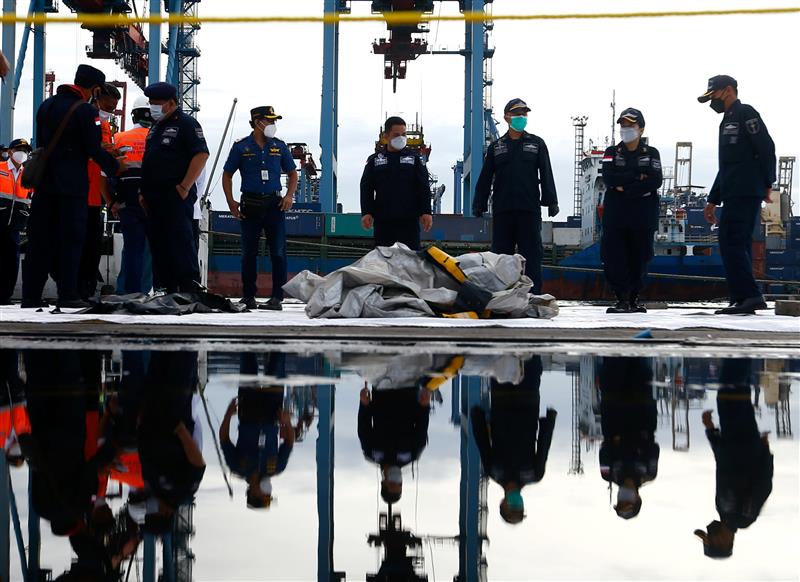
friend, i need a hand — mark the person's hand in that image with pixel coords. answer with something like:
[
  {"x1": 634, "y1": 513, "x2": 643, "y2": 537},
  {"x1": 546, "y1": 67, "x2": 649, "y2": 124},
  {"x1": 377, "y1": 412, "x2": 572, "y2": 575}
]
[
  {"x1": 704, "y1": 203, "x2": 717, "y2": 225},
  {"x1": 0, "y1": 51, "x2": 9, "y2": 78},
  {"x1": 615, "y1": 186, "x2": 624, "y2": 192},
  {"x1": 110, "y1": 201, "x2": 122, "y2": 219},
  {"x1": 226, "y1": 398, "x2": 238, "y2": 416},
  {"x1": 176, "y1": 183, "x2": 190, "y2": 200},
  {"x1": 548, "y1": 204, "x2": 559, "y2": 218},
  {"x1": 279, "y1": 194, "x2": 294, "y2": 211},
  {"x1": 419, "y1": 390, "x2": 431, "y2": 407},
  {"x1": 138, "y1": 194, "x2": 149, "y2": 216},
  {"x1": 361, "y1": 214, "x2": 374, "y2": 230},
  {"x1": 702, "y1": 410, "x2": 714, "y2": 429},
  {"x1": 115, "y1": 158, "x2": 129, "y2": 175},
  {"x1": 228, "y1": 199, "x2": 243, "y2": 219},
  {"x1": 765, "y1": 188, "x2": 773, "y2": 203},
  {"x1": 360, "y1": 387, "x2": 371, "y2": 405},
  {"x1": 420, "y1": 213, "x2": 433, "y2": 232}
]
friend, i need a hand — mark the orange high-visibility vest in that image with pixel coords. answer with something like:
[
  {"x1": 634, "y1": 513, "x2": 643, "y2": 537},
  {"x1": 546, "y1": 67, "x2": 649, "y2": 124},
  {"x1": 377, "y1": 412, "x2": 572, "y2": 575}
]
[
  {"x1": 0, "y1": 160, "x2": 31, "y2": 211},
  {"x1": 87, "y1": 118, "x2": 115, "y2": 207},
  {"x1": 114, "y1": 126, "x2": 148, "y2": 170}
]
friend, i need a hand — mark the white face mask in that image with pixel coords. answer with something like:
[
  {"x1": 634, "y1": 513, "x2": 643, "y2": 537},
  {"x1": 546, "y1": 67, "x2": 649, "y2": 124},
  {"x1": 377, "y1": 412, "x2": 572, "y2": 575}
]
[
  {"x1": 259, "y1": 476, "x2": 273, "y2": 496},
  {"x1": 98, "y1": 109, "x2": 113, "y2": 122},
  {"x1": 384, "y1": 466, "x2": 403, "y2": 484},
  {"x1": 150, "y1": 104, "x2": 164, "y2": 121},
  {"x1": 617, "y1": 485, "x2": 638, "y2": 503},
  {"x1": 390, "y1": 136, "x2": 408, "y2": 151},
  {"x1": 263, "y1": 124, "x2": 278, "y2": 139},
  {"x1": 11, "y1": 151, "x2": 28, "y2": 165},
  {"x1": 620, "y1": 127, "x2": 640, "y2": 144}
]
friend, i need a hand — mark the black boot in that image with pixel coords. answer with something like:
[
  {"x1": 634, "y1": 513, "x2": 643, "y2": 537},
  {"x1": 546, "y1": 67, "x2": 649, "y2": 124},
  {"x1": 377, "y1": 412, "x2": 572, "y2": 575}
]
[
  {"x1": 606, "y1": 295, "x2": 631, "y2": 314},
  {"x1": 629, "y1": 293, "x2": 647, "y2": 313}
]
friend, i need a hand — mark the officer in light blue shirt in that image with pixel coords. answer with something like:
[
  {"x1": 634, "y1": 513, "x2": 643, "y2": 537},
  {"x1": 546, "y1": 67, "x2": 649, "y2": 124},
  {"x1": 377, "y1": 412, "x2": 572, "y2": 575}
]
[{"x1": 223, "y1": 106, "x2": 298, "y2": 310}]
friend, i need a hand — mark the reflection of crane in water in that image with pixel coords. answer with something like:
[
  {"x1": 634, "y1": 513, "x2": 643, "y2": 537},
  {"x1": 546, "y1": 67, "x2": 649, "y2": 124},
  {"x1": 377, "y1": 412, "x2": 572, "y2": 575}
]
[
  {"x1": 760, "y1": 360, "x2": 793, "y2": 439},
  {"x1": 654, "y1": 358, "x2": 706, "y2": 452},
  {"x1": 367, "y1": 505, "x2": 428, "y2": 582},
  {"x1": 570, "y1": 355, "x2": 602, "y2": 475}
]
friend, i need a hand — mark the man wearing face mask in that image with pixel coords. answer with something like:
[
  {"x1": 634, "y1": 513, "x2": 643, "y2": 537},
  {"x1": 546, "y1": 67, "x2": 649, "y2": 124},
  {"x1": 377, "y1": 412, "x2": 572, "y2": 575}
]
[
  {"x1": 600, "y1": 108, "x2": 663, "y2": 314},
  {"x1": 473, "y1": 99, "x2": 558, "y2": 295},
  {"x1": 0, "y1": 139, "x2": 33, "y2": 304},
  {"x1": 222, "y1": 106, "x2": 298, "y2": 311},
  {"x1": 80, "y1": 83, "x2": 121, "y2": 301},
  {"x1": 139, "y1": 82, "x2": 209, "y2": 294},
  {"x1": 698, "y1": 75, "x2": 776, "y2": 315},
  {"x1": 22, "y1": 64, "x2": 123, "y2": 309},
  {"x1": 360, "y1": 116, "x2": 433, "y2": 250}
]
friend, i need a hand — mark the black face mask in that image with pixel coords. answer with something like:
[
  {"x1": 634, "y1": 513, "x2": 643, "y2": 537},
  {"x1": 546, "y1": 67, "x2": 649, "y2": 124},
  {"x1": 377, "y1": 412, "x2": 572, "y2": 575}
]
[{"x1": 710, "y1": 98, "x2": 726, "y2": 114}]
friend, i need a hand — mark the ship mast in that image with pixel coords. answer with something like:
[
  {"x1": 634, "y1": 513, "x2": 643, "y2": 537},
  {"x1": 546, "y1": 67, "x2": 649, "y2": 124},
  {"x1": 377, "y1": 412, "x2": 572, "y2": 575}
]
[{"x1": 610, "y1": 90, "x2": 616, "y2": 145}]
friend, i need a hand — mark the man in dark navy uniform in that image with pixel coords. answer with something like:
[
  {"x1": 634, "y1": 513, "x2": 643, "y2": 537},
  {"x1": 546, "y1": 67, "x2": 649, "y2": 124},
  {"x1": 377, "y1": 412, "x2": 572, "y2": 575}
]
[
  {"x1": 223, "y1": 106, "x2": 298, "y2": 311},
  {"x1": 600, "y1": 108, "x2": 663, "y2": 313},
  {"x1": 22, "y1": 64, "x2": 121, "y2": 309},
  {"x1": 360, "y1": 116, "x2": 433, "y2": 250},
  {"x1": 470, "y1": 356, "x2": 556, "y2": 524},
  {"x1": 140, "y1": 82, "x2": 209, "y2": 294},
  {"x1": 699, "y1": 75, "x2": 775, "y2": 315},
  {"x1": 473, "y1": 98, "x2": 559, "y2": 295},
  {"x1": 694, "y1": 359, "x2": 773, "y2": 558}
]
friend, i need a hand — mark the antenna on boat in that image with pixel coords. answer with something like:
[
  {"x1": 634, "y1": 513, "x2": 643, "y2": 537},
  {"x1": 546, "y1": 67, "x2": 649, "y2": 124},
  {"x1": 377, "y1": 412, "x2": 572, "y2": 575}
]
[{"x1": 610, "y1": 90, "x2": 616, "y2": 144}]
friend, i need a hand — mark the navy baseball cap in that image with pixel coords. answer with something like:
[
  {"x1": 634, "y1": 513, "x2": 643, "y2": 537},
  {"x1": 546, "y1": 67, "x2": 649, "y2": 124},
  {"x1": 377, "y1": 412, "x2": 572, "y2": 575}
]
[
  {"x1": 617, "y1": 107, "x2": 645, "y2": 128},
  {"x1": 698, "y1": 75, "x2": 738, "y2": 103},
  {"x1": 504, "y1": 98, "x2": 531, "y2": 114},
  {"x1": 144, "y1": 82, "x2": 178, "y2": 101},
  {"x1": 74, "y1": 64, "x2": 106, "y2": 89},
  {"x1": 8, "y1": 138, "x2": 32, "y2": 152},
  {"x1": 251, "y1": 106, "x2": 282, "y2": 120}
]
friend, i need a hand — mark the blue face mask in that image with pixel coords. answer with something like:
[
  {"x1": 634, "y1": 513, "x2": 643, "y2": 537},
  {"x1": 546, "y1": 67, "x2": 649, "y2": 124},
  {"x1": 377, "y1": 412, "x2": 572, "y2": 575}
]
[
  {"x1": 510, "y1": 116, "x2": 528, "y2": 132},
  {"x1": 506, "y1": 490, "x2": 524, "y2": 510}
]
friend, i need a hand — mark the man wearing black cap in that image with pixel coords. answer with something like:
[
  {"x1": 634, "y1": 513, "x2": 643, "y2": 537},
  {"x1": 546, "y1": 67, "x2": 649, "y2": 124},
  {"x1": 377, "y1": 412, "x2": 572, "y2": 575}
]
[
  {"x1": 22, "y1": 64, "x2": 122, "y2": 309},
  {"x1": 140, "y1": 82, "x2": 209, "y2": 294},
  {"x1": 473, "y1": 99, "x2": 558, "y2": 295},
  {"x1": 222, "y1": 106, "x2": 298, "y2": 310},
  {"x1": 360, "y1": 116, "x2": 433, "y2": 250},
  {"x1": 698, "y1": 75, "x2": 776, "y2": 315},
  {"x1": 600, "y1": 108, "x2": 663, "y2": 313},
  {"x1": 0, "y1": 138, "x2": 33, "y2": 304},
  {"x1": 694, "y1": 359, "x2": 773, "y2": 559}
]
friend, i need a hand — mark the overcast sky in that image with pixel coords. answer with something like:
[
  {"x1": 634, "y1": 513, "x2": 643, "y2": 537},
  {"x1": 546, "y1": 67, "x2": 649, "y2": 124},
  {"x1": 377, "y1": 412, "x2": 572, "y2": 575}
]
[{"x1": 7, "y1": 0, "x2": 800, "y2": 217}]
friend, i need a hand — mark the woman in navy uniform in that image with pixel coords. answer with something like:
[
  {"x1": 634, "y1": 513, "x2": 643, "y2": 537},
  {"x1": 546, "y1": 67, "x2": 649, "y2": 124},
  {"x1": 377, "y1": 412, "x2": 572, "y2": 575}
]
[
  {"x1": 600, "y1": 108, "x2": 663, "y2": 313},
  {"x1": 139, "y1": 82, "x2": 209, "y2": 294}
]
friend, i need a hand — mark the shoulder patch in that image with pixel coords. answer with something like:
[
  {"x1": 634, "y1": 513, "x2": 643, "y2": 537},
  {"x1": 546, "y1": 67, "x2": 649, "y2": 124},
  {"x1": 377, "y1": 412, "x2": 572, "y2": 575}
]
[
  {"x1": 745, "y1": 117, "x2": 761, "y2": 135},
  {"x1": 195, "y1": 127, "x2": 205, "y2": 139}
]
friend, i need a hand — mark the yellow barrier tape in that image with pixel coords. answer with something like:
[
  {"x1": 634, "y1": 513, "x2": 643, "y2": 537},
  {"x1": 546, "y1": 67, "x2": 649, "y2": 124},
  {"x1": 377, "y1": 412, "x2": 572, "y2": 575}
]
[{"x1": 0, "y1": 7, "x2": 798, "y2": 27}]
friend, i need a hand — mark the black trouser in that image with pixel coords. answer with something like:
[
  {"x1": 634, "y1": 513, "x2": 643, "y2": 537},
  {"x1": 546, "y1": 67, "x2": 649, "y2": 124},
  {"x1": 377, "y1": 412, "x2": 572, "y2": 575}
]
[
  {"x1": 78, "y1": 205, "x2": 103, "y2": 300},
  {"x1": 719, "y1": 197, "x2": 762, "y2": 303},
  {"x1": 22, "y1": 193, "x2": 88, "y2": 303},
  {"x1": 143, "y1": 190, "x2": 199, "y2": 294},
  {"x1": 0, "y1": 225, "x2": 20, "y2": 301},
  {"x1": 492, "y1": 210, "x2": 543, "y2": 294},
  {"x1": 601, "y1": 226, "x2": 655, "y2": 298},
  {"x1": 373, "y1": 218, "x2": 420, "y2": 251},
  {"x1": 717, "y1": 358, "x2": 759, "y2": 441}
]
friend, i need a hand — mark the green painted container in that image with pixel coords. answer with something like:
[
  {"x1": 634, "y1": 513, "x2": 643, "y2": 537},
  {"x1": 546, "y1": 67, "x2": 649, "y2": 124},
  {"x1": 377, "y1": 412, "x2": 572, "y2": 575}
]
[{"x1": 326, "y1": 213, "x2": 373, "y2": 238}]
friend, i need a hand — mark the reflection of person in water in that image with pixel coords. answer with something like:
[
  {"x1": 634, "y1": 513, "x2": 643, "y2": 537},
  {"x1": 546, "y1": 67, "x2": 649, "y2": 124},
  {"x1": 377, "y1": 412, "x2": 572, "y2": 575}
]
[
  {"x1": 359, "y1": 384, "x2": 432, "y2": 505},
  {"x1": 598, "y1": 357, "x2": 659, "y2": 520},
  {"x1": 0, "y1": 349, "x2": 31, "y2": 466},
  {"x1": 138, "y1": 351, "x2": 206, "y2": 533},
  {"x1": 694, "y1": 358, "x2": 773, "y2": 558},
  {"x1": 221, "y1": 352, "x2": 295, "y2": 510},
  {"x1": 470, "y1": 356, "x2": 556, "y2": 524}
]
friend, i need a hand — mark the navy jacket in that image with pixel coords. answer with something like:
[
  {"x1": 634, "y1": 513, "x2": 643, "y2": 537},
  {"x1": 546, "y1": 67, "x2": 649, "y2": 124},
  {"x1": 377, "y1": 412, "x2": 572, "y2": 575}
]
[
  {"x1": 708, "y1": 100, "x2": 776, "y2": 204},
  {"x1": 34, "y1": 85, "x2": 119, "y2": 198},
  {"x1": 601, "y1": 142, "x2": 663, "y2": 231},
  {"x1": 474, "y1": 132, "x2": 558, "y2": 216},
  {"x1": 360, "y1": 147, "x2": 432, "y2": 220}
]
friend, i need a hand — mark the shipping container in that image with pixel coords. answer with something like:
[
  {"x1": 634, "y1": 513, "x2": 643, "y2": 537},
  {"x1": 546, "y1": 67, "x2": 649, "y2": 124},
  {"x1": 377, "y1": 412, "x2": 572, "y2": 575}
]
[
  {"x1": 787, "y1": 234, "x2": 800, "y2": 250},
  {"x1": 211, "y1": 211, "x2": 241, "y2": 235},
  {"x1": 292, "y1": 202, "x2": 322, "y2": 213},
  {"x1": 765, "y1": 249, "x2": 800, "y2": 266},
  {"x1": 326, "y1": 213, "x2": 373, "y2": 238},
  {"x1": 541, "y1": 221, "x2": 554, "y2": 245},
  {"x1": 285, "y1": 212, "x2": 325, "y2": 237},
  {"x1": 421, "y1": 215, "x2": 492, "y2": 243},
  {"x1": 766, "y1": 266, "x2": 799, "y2": 281},
  {"x1": 766, "y1": 235, "x2": 787, "y2": 250},
  {"x1": 553, "y1": 227, "x2": 581, "y2": 247}
]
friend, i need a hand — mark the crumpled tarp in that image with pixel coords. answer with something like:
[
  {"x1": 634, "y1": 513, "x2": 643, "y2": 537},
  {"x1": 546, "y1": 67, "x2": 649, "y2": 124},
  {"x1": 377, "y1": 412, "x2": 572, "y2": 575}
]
[
  {"x1": 78, "y1": 292, "x2": 247, "y2": 316},
  {"x1": 283, "y1": 244, "x2": 558, "y2": 319}
]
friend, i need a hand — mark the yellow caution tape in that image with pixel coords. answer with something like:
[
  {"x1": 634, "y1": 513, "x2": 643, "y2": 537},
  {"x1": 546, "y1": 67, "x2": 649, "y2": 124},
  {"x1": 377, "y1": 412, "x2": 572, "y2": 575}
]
[{"x1": 0, "y1": 7, "x2": 798, "y2": 26}]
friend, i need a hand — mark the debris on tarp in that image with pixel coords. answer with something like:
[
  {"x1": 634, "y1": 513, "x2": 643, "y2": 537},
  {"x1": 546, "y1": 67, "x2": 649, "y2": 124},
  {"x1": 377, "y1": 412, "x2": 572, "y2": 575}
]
[{"x1": 284, "y1": 244, "x2": 558, "y2": 319}]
